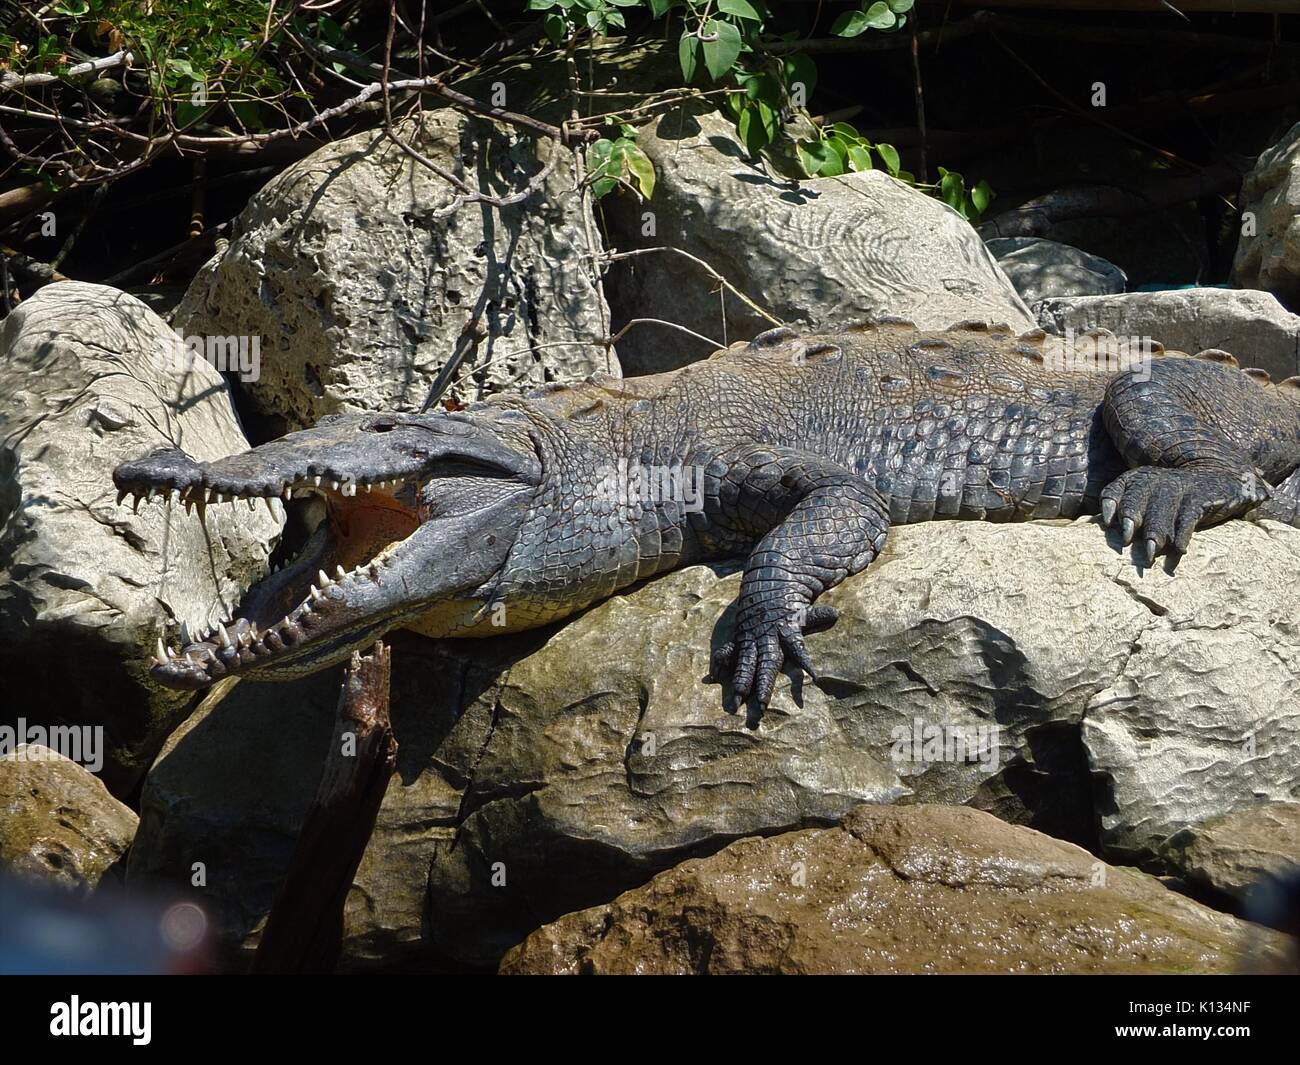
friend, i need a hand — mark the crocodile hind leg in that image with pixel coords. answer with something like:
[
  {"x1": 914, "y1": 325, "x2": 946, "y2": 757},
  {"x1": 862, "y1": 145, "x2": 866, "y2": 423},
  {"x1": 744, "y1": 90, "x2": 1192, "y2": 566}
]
[
  {"x1": 1099, "y1": 357, "x2": 1300, "y2": 562},
  {"x1": 706, "y1": 446, "x2": 890, "y2": 716}
]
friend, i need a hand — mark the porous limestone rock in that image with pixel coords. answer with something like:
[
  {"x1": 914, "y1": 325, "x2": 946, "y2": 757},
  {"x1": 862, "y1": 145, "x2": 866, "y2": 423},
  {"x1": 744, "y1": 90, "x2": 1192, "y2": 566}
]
[
  {"x1": 1232, "y1": 121, "x2": 1300, "y2": 306},
  {"x1": 174, "y1": 109, "x2": 616, "y2": 431},
  {"x1": 0, "y1": 282, "x2": 282, "y2": 794},
  {"x1": 1037, "y1": 288, "x2": 1300, "y2": 382},
  {"x1": 127, "y1": 516, "x2": 1300, "y2": 969},
  {"x1": 601, "y1": 108, "x2": 1034, "y2": 374},
  {"x1": 0, "y1": 745, "x2": 137, "y2": 892},
  {"x1": 499, "y1": 804, "x2": 1288, "y2": 974}
]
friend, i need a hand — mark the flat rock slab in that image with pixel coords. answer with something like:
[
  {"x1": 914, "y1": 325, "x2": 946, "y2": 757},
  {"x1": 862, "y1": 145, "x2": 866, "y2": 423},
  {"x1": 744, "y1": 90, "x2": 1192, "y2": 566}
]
[
  {"x1": 602, "y1": 108, "x2": 1034, "y2": 374},
  {"x1": 986, "y1": 236, "x2": 1126, "y2": 307},
  {"x1": 1162, "y1": 801, "x2": 1300, "y2": 910},
  {"x1": 0, "y1": 282, "x2": 282, "y2": 794},
  {"x1": 128, "y1": 516, "x2": 1300, "y2": 970},
  {"x1": 499, "y1": 804, "x2": 1287, "y2": 974},
  {"x1": 0, "y1": 745, "x2": 137, "y2": 892},
  {"x1": 175, "y1": 109, "x2": 616, "y2": 431},
  {"x1": 1037, "y1": 288, "x2": 1300, "y2": 382}
]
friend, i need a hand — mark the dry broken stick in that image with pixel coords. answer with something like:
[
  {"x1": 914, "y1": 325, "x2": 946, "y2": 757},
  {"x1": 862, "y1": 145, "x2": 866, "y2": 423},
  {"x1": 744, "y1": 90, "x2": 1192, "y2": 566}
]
[{"x1": 251, "y1": 641, "x2": 397, "y2": 974}]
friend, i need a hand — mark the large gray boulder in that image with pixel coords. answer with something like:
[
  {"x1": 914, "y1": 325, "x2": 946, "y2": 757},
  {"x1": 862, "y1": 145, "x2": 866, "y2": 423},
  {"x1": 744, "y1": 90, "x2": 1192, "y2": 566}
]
[
  {"x1": 0, "y1": 282, "x2": 282, "y2": 794},
  {"x1": 175, "y1": 109, "x2": 616, "y2": 432},
  {"x1": 1161, "y1": 802, "x2": 1300, "y2": 911},
  {"x1": 1233, "y1": 122, "x2": 1300, "y2": 307},
  {"x1": 0, "y1": 745, "x2": 137, "y2": 893},
  {"x1": 501, "y1": 804, "x2": 1289, "y2": 975},
  {"x1": 126, "y1": 515, "x2": 1300, "y2": 970},
  {"x1": 986, "y1": 236, "x2": 1126, "y2": 307},
  {"x1": 1037, "y1": 288, "x2": 1300, "y2": 382},
  {"x1": 601, "y1": 108, "x2": 1035, "y2": 374}
]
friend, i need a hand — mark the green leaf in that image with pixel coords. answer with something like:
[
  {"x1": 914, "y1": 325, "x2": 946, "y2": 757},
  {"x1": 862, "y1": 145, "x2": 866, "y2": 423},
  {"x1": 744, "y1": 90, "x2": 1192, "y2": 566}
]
[
  {"x1": 825, "y1": 135, "x2": 850, "y2": 171},
  {"x1": 587, "y1": 137, "x2": 615, "y2": 176},
  {"x1": 738, "y1": 105, "x2": 764, "y2": 155},
  {"x1": 888, "y1": 0, "x2": 915, "y2": 11},
  {"x1": 625, "y1": 145, "x2": 655, "y2": 198},
  {"x1": 166, "y1": 57, "x2": 198, "y2": 81},
  {"x1": 700, "y1": 20, "x2": 742, "y2": 81},
  {"x1": 174, "y1": 100, "x2": 211, "y2": 129},
  {"x1": 782, "y1": 53, "x2": 816, "y2": 101},
  {"x1": 940, "y1": 170, "x2": 965, "y2": 210},
  {"x1": 830, "y1": 121, "x2": 862, "y2": 144},
  {"x1": 738, "y1": 100, "x2": 779, "y2": 155},
  {"x1": 864, "y1": 2, "x2": 897, "y2": 30},
  {"x1": 649, "y1": 0, "x2": 676, "y2": 14},
  {"x1": 739, "y1": 71, "x2": 781, "y2": 106},
  {"x1": 798, "y1": 139, "x2": 843, "y2": 178},
  {"x1": 847, "y1": 145, "x2": 873, "y2": 171},
  {"x1": 970, "y1": 178, "x2": 994, "y2": 215},
  {"x1": 678, "y1": 31, "x2": 701, "y2": 83},
  {"x1": 543, "y1": 12, "x2": 567, "y2": 45},
  {"x1": 876, "y1": 142, "x2": 900, "y2": 176},
  {"x1": 230, "y1": 100, "x2": 262, "y2": 130},
  {"x1": 718, "y1": 0, "x2": 762, "y2": 21},
  {"x1": 525, "y1": 0, "x2": 557, "y2": 9},
  {"x1": 52, "y1": 0, "x2": 89, "y2": 15},
  {"x1": 830, "y1": 11, "x2": 870, "y2": 38}
]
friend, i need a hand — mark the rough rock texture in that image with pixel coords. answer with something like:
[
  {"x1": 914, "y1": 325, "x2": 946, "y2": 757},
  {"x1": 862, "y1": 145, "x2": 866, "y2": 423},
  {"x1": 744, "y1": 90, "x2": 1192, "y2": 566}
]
[
  {"x1": 601, "y1": 108, "x2": 1034, "y2": 374},
  {"x1": 126, "y1": 516, "x2": 1300, "y2": 970},
  {"x1": 1038, "y1": 288, "x2": 1300, "y2": 382},
  {"x1": 1162, "y1": 802, "x2": 1300, "y2": 907},
  {"x1": 175, "y1": 109, "x2": 616, "y2": 432},
  {"x1": 0, "y1": 745, "x2": 137, "y2": 893},
  {"x1": 986, "y1": 236, "x2": 1126, "y2": 307},
  {"x1": 1233, "y1": 122, "x2": 1300, "y2": 306},
  {"x1": 0, "y1": 282, "x2": 282, "y2": 795},
  {"x1": 500, "y1": 804, "x2": 1285, "y2": 974}
]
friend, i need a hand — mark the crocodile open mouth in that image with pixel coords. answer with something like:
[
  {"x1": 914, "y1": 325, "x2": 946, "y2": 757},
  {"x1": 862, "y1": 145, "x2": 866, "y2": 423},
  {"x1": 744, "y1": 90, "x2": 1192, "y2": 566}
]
[
  {"x1": 113, "y1": 409, "x2": 543, "y2": 689},
  {"x1": 115, "y1": 468, "x2": 424, "y2": 688}
]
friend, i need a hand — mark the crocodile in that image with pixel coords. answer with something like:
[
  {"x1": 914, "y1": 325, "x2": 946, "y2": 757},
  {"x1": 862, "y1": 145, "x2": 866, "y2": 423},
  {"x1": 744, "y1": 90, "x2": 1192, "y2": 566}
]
[{"x1": 113, "y1": 318, "x2": 1300, "y2": 715}]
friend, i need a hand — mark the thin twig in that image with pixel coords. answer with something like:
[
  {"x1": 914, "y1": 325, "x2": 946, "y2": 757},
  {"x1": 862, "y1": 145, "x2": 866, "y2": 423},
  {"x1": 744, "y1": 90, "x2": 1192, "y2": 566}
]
[{"x1": 600, "y1": 247, "x2": 782, "y2": 326}]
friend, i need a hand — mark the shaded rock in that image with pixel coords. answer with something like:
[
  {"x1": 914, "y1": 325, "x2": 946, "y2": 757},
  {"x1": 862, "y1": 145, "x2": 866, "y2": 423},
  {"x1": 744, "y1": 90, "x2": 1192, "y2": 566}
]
[
  {"x1": 0, "y1": 282, "x2": 283, "y2": 795},
  {"x1": 1233, "y1": 122, "x2": 1300, "y2": 306},
  {"x1": 985, "y1": 236, "x2": 1126, "y2": 306},
  {"x1": 175, "y1": 109, "x2": 616, "y2": 432},
  {"x1": 0, "y1": 745, "x2": 137, "y2": 892},
  {"x1": 127, "y1": 515, "x2": 1300, "y2": 970},
  {"x1": 1037, "y1": 288, "x2": 1300, "y2": 382},
  {"x1": 499, "y1": 804, "x2": 1286, "y2": 974},
  {"x1": 601, "y1": 108, "x2": 1034, "y2": 374},
  {"x1": 1162, "y1": 802, "x2": 1300, "y2": 909}
]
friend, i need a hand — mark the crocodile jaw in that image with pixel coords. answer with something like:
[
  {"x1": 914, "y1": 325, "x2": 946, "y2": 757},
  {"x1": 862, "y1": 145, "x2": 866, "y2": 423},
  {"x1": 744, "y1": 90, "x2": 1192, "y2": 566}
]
[{"x1": 113, "y1": 412, "x2": 539, "y2": 687}]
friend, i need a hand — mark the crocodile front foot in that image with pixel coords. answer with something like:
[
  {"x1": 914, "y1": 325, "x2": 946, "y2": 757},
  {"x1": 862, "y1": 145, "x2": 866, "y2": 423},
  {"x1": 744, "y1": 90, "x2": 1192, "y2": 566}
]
[
  {"x1": 710, "y1": 589, "x2": 838, "y2": 718},
  {"x1": 1099, "y1": 464, "x2": 1269, "y2": 563}
]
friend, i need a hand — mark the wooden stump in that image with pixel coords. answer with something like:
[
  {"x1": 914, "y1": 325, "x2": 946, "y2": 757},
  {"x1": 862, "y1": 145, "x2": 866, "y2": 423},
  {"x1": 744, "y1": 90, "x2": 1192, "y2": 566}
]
[{"x1": 251, "y1": 641, "x2": 397, "y2": 974}]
